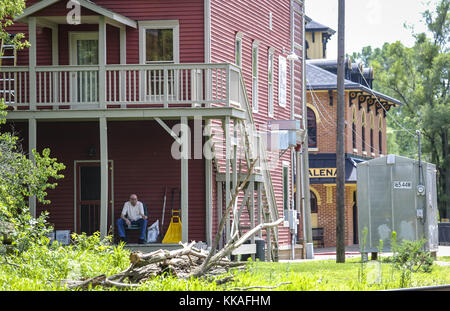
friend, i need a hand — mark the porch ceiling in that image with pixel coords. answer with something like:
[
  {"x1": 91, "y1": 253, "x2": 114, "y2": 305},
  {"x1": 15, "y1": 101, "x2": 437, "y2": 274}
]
[{"x1": 15, "y1": 0, "x2": 137, "y2": 28}]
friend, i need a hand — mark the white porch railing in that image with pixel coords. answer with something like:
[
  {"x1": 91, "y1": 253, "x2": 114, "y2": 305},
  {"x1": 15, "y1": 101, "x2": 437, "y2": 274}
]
[{"x1": 0, "y1": 63, "x2": 244, "y2": 110}]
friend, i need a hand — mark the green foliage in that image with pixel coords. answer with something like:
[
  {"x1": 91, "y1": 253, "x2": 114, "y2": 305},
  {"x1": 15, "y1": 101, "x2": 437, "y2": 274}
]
[
  {"x1": 0, "y1": 103, "x2": 65, "y2": 252},
  {"x1": 0, "y1": 233, "x2": 130, "y2": 290},
  {"x1": 0, "y1": 0, "x2": 28, "y2": 50},
  {"x1": 351, "y1": 0, "x2": 450, "y2": 218}
]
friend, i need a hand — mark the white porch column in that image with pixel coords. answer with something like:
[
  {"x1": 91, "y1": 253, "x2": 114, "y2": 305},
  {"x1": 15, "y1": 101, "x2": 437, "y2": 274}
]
[
  {"x1": 224, "y1": 116, "x2": 231, "y2": 242},
  {"x1": 28, "y1": 118, "x2": 37, "y2": 218},
  {"x1": 52, "y1": 25, "x2": 59, "y2": 107},
  {"x1": 119, "y1": 25, "x2": 126, "y2": 106},
  {"x1": 99, "y1": 117, "x2": 109, "y2": 238},
  {"x1": 181, "y1": 116, "x2": 189, "y2": 242},
  {"x1": 28, "y1": 17, "x2": 37, "y2": 111},
  {"x1": 98, "y1": 16, "x2": 107, "y2": 108}
]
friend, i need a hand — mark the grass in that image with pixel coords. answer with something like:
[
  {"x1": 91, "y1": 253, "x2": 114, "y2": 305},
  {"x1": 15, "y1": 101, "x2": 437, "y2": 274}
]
[{"x1": 1, "y1": 234, "x2": 449, "y2": 291}]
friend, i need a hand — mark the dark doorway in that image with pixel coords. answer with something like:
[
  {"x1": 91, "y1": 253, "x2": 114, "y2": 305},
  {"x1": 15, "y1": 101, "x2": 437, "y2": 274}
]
[{"x1": 79, "y1": 165, "x2": 101, "y2": 235}]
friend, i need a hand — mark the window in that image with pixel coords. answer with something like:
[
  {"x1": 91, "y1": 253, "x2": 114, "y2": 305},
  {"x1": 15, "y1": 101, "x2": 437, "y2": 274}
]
[
  {"x1": 139, "y1": 21, "x2": 179, "y2": 98},
  {"x1": 145, "y1": 29, "x2": 173, "y2": 62},
  {"x1": 352, "y1": 106, "x2": 357, "y2": 150},
  {"x1": 252, "y1": 41, "x2": 259, "y2": 113},
  {"x1": 370, "y1": 113, "x2": 374, "y2": 153},
  {"x1": 139, "y1": 20, "x2": 179, "y2": 64},
  {"x1": 361, "y1": 111, "x2": 366, "y2": 152},
  {"x1": 307, "y1": 107, "x2": 317, "y2": 148},
  {"x1": 283, "y1": 163, "x2": 289, "y2": 211},
  {"x1": 268, "y1": 48, "x2": 275, "y2": 117},
  {"x1": 378, "y1": 117, "x2": 383, "y2": 154},
  {"x1": 310, "y1": 191, "x2": 318, "y2": 213},
  {"x1": 235, "y1": 32, "x2": 243, "y2": 67}
]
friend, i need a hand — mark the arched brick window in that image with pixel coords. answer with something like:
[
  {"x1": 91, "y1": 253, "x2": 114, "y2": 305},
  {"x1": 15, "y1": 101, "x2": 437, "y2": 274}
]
[
  {"x1": 310, "y1": 190, "x2": 318, "y2": 213},
  {"x1": 307, "y1": 107, "x2": 317, "y2": 148}
]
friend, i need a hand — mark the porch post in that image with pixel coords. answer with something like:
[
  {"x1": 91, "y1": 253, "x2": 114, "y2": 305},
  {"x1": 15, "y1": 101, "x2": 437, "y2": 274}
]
[
  {"x1": 28, "y1": 118, "x2": 37, "y2": 218},
  {"x1": 51, "y1": 25, "x2": 59, "y2": 107},
  {"x1": 217, "y1": 181, "x2": 223, "y2": 249},
  {"x1": 119, "y1": 25, "x2": 126, "y2": 107},
  {"x1": 28, "y1": 17, "x2": 36, "y2": 111},
  {"x1": 99, "y1": 117, "x2": 109, "y2": 238},
  {"x1": 180, "y1": 116, "x2": 189, "y2": 242},
  {"x1": 224, "y1": 116, "x2": 231, "y2": 242},
  {"x1": 98, "y1": 16, "x2": 107, "y2": 109}
]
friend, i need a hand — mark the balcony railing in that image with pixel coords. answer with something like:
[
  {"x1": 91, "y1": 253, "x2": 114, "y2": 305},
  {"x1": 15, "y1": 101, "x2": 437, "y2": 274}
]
[{"x1": 0, "y1": 63, "x2": 244, "y2": 111}]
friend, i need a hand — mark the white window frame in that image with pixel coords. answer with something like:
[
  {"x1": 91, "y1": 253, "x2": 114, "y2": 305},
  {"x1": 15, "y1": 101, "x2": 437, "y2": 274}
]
[
  {"x1": 138, "y1": 20, "x2": 180, "y2": 64},
  {"x1": 252, "y1": 40, "x2": 259, "y2": 113},
  {"x1": 235, "y1": 32, "x2": 244, "y2": 67},
  {"x1": 268, "y1": 47, "x2": 275, "y2": 117}
]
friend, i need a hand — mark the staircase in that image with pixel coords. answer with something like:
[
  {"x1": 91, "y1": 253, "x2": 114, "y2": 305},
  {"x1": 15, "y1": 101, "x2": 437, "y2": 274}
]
[{"x1": 229, "y1": 67, "x2": 281, "y2": 261}]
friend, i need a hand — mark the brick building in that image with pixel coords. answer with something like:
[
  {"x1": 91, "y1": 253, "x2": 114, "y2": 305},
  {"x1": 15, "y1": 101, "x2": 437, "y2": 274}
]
[{"x1": 305, "y1": 18, "x2": 402, "y2": 248}]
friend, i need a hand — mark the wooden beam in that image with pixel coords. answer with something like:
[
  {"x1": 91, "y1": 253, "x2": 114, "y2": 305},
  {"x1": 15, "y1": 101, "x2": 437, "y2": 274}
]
[
  {"x1": 180, "y1": 116, "x2": 189, "y2": 242},
  {"x1": 99, "y1": 117, "x2": 109, "y2": 238},
  {"x1": 154, "y1": 117, "x2": 182, "y2": 145}
]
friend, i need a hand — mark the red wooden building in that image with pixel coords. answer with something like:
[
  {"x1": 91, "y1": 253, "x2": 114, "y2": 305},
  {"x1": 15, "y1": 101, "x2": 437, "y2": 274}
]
[{"x1": 1, "y1": 0, "x2": 307, "y2": 260}]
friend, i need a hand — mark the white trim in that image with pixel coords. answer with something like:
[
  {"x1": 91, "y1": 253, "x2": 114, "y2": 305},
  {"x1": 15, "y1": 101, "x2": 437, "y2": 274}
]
[{"x1": 138, "y1": 20, "x2": 180, "y2": 65}]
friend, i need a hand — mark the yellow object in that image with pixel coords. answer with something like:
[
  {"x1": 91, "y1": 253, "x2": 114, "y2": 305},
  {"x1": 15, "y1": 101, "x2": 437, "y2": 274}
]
[{"x1": 162, "y1": 213, "x2": 182, "y2": 243}]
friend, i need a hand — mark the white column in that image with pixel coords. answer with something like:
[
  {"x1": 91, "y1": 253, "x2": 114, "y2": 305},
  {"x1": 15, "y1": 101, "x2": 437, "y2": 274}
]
[
  {"x1": 98, "y1": 16, "x2": 107, "y2": 108},
  {"x1": 224, "y1": 116, "x2": 231, "y2": 242},
  {"x1": 181, "y1": 116, "x2": 189, "y2": 242},
  {"x1": 28, "y1": 17, "x2": 37, "y2": 110},
  {"x1": 52, "y1": 25, "x2": 59, "y2": 107},
  {"x1": 99, "y1": 117, "x2": 109, "y2": 238}
]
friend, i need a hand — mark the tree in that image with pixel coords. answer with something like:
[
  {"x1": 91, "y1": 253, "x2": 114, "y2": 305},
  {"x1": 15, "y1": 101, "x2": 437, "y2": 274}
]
[
  {"x1": 0, "y1": 1, "x2": 67, "y2": 251},
  {"x1": 351, "y1": 0, "x2": 450, "y2": 219}
]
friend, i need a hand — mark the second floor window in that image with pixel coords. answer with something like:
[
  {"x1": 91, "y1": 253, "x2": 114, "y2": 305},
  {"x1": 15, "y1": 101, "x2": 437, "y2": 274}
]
[
  {"x1": 139, "y1": 21, "x2": 179, "y2": 64},
  {"x1": 361, "y1": 111, "x2": 366, "y2": 152},
  {"x1": 252, "y1": 41, "x2": 259, "y2": 113},
  {"x1": 145, "y1": 29, "x2": 173, "y2": 63},
  {"x1": 268, "y1": 48, "x2": 274, "y2": 117},
  {"x1": 379, "y1": 117, "x2": 383, "y2": 154},
  {"x1": 307, "y1": 107, "x2": 317, "y2": 148},
  {"x1": 235, "y1": 32, "x2": 243, "y2": 67}
]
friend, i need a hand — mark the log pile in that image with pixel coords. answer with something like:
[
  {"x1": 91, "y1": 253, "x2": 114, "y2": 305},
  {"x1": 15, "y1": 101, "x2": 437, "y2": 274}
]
[
  {"x1": 63, "y1": 218, "x2": 282, "y2": 290},
  {"x1": 62, "y1": 159, "x2": 284, "y2": 290}
]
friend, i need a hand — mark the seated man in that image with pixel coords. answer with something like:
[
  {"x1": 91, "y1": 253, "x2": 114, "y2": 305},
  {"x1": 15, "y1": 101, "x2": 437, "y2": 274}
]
[{"x1": 117, "y1": 194, "x2": 148, "y2": 244}]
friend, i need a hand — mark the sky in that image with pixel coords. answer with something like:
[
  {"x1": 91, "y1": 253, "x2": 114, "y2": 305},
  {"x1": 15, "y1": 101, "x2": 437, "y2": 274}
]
[{"x1": 305, "y1": 0, "x2": 441, "y2": 59}]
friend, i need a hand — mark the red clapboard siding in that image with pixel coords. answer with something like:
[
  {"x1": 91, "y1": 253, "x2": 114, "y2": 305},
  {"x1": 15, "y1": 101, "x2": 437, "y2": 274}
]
[
  {"x1": 9, "y1": 120, "x2": 205, "y2": 241},
  {"x1": 210, "y1": 0, "x2": 298, "y2": 246},
  {"x1": 8, "y1": 0, "x2": 204, "y2": 66}
]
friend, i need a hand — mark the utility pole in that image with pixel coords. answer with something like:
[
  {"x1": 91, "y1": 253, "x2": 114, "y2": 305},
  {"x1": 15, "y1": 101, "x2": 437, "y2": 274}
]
[{"x1": 336, "y1": 0, "x2": 346, "y2": 263}]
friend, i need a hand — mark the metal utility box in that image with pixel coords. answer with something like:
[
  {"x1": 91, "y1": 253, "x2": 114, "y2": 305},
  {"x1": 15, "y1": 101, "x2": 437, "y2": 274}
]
[{"x1": 356, "y1": 154, "x2": 438, "y2": 253}]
